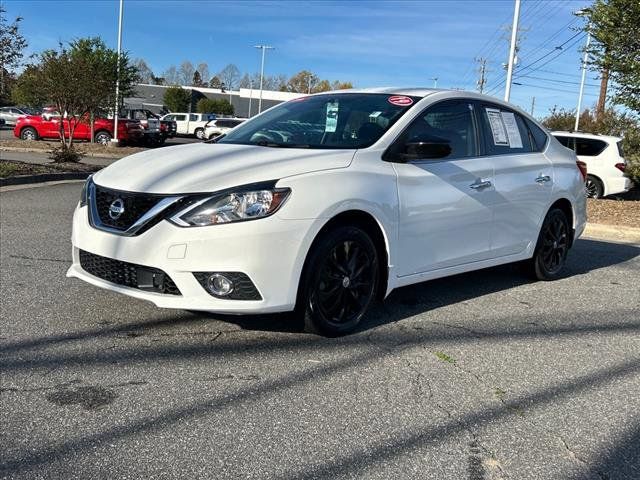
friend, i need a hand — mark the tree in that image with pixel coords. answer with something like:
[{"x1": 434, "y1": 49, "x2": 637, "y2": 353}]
[
  {"x1": 196, "y1": 97, "x2": 234, "y2": 115},
  {"x1": 196, "y1": 62, "x2": 209, "y2": 84},
  {"x1": 286, "y1": 70, "x2": 319, "y2": 94},
  {"x1": 192, "y1": 70, "x2": 204, "y2": 87},
  {"x1": 163, "y1": 65, "x2": 178, "y2": 85},
  {"x1": 12, "y1": 37, "x2": 138, "y2": 160},
  {"x1": 218, "y1": 64, "x2": 240, "y2": 90},
  {"x1": 332, "y1": 80, "x2": 353, "y2": 90},
  {"x1": 179, "y1": 61, "x2": 195, "y2": 85},
  {"x1": 164, "y1": 85, "x2": 191, "y2": 112},
  {"x1": 585, "y1": 0, "x2": 640, "y2": 113},
  {"x1": 209, "y1": 75, "x2": 222, "y2": 88},
  {"x1": 238, "y1": 73, "x2": 251, "y2": 89},
  {"x1": 0, "y1": 5, "x2": 28, "y2": 104},
  {"x1": 133, "y1": 58, "x2": 155, "y2": 84}
]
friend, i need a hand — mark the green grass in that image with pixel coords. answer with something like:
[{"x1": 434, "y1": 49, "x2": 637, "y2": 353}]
[
  {"x1": 0, "y1": 162, "x2": 21, "y2": 177},
  {"x1": 434, "y1": 351, "x2": 456, "y2": 364}
]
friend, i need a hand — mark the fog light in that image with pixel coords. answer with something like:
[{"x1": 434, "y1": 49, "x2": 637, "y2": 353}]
[{"x1": 206, "y1": 273, "x2": 234, "y2": 296}]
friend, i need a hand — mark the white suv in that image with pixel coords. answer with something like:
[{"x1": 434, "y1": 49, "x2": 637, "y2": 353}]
[
  {"x1": 69, "y1": 89, "x2": 586, "y2": 336},
  {"x1": 204, "y1": 118, "x2": 246, "y2": 140},
  {"x1": 552, "y1": 131, "x2": 632, "y2": 198}
]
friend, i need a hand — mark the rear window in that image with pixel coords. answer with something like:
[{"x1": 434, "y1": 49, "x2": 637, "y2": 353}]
[
  {"x1": 554, "y1": 135, "x2": 572, "y2": 148},
  {"x1": 575, "y1": 138, "x2": 607, "y2": 156}
]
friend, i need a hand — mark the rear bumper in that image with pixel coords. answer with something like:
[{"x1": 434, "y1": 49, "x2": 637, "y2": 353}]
[{"x1": 606, "y1": 176, "x2": 633, "y2": 196}]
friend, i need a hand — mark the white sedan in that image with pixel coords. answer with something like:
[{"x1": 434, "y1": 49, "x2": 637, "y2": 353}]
[
  {"x1": 204, "y1": 118, "x2": 247, "y2": 140},
  {"x1": 68, "y1": 88, "x2": 586, "y2": 335}
]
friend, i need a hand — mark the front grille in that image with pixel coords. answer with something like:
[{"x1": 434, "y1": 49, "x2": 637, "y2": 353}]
[
  {"x1": 79, "y1": 250, "x2": 181, "y2": 295},
  {"x1": 94, "y1": 184, "x2": 163, "y2": 230}
]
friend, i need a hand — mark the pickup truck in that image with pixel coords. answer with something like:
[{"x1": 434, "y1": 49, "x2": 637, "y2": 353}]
[
  {"x1": 14, "y1": 113, "x2": 143, "y2": 145},
  {"x1": 120, "y1": 108, "x2": 162, "y2": 145},
  {"x1": 160, "y1": 112, "x2": 216, "y2": 139}
]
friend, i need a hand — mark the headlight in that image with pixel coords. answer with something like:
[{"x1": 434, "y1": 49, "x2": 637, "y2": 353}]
[
  {"x1": 169, "y1": 187, "x2": 290, "y2": 227},
  {"x1": 79, "y1": 175, "x2": 92, "y2": 207}
]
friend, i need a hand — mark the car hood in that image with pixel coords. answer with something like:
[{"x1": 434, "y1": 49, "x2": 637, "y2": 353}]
[{"x1": 92, "y1": 142, "x2": 356, "y2": 193}]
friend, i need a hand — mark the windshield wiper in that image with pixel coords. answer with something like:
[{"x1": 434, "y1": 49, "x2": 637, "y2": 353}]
[{"x1": 253, "y1": 140, "x2": 310, "y2": 148}]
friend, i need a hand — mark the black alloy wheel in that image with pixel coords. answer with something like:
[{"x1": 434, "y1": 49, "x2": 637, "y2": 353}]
[
  {"x1": 585, "y1": 175, "x2": 604, "y2": 199},
  {"x1": 526, "y1": 208, "x2": 571, "y2": 280},
  {"x1": 300, "y1": 226, "x2": 378, "y2": 336}
]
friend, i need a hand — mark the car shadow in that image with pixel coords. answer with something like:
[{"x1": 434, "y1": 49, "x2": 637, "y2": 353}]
[{"x1": 196, "y1": 237, "x2": 640, "y2": 334}]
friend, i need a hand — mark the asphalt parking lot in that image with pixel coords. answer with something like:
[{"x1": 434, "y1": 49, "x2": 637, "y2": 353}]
[{"x1": 1, "y1": 182, "x2": 639, "y2": 479}]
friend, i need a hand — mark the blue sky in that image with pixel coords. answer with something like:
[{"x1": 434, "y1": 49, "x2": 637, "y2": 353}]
[{"x1": 8, "y1": 0, "x2": 601, "y2": 118}]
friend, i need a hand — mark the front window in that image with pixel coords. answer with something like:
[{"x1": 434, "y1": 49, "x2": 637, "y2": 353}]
[{"x1": 219, "y1": 93, "x2": 419, "y2": 149}]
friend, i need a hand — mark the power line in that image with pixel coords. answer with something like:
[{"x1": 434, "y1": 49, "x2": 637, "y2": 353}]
[
  {"x1": 512, "y1": 81, "x2": 599, "y2": 96},
  {"x1": 518, "y1": 74, "x2": 599, "y2": 87}
]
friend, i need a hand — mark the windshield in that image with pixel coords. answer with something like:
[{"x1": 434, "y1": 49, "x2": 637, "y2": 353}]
[{"x1": 218, "y1": 93, "x2": 419, "y2": 149}]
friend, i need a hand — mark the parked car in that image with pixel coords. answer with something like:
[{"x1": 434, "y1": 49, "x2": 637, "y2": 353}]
[
  {"x1": 0, "y1": 106, "x2": 33, "y2": 126},
  {"x1": 121, "y1": 108, "x2": 162, "y2": 146},
  {"x1": 160, "y1": 112, "x2": 216, "y2": 139},
  {"x1": 69, "y1": 89, "x2": 586, "y2": 336},
  {"x1": 14, "y1": 112, "x2": 144, "y2": 145},
  {"x1": 551, "y1": 131, "x2": 632, "y2": 198},
  {"x1": 204, "y1": 118, "x2": 247, "y2": 140}
]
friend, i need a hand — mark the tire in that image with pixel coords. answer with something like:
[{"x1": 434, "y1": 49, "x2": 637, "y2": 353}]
[
  {"x1": 195, "y1": 128, "x2": 204, "y2": 140},
  {"x1": 297, "y1": 226, "x2": 379, "y2": 336},
  {"x1": 524, "y1": 208, "x2": 571, "y2": 281},
  {"x1": 585, "y1": 175, "x2": 604, "y2": 199},
  {"x1": 94, "y1": 131, "x2": 111, "y2": 145},
  {"x1": 20, "y1": 127, "x2": 38, "y2": 141}
]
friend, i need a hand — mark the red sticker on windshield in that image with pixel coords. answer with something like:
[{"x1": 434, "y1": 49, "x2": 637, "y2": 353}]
[{"x1": 388, "y1": 95, "x2": 414, "y2": 106}]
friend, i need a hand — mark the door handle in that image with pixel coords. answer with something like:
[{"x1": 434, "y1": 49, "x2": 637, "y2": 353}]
[
  {"x1": 535, "y1": 175, "x2": 551, "y2": 184},
  {"x1": 469, "y1": 179, "x2": 492, "y2": 190}
]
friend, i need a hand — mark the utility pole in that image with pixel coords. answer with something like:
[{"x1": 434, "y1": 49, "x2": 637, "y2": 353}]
[
  {"x1": 111, "y1": 0, "x2": 124, "y2": 145},
  {"x1": 575, "y1": 9, "x2": 591, "y2": 131},
  {"x1": 476, "y1": 58, "x2": 487, "y2": 93},
  {"x1": 530, "y1": 96, "x2": 535, "y2": 116},
  {"x1": 596, "y1": 67, "x2": 608, "y2": 118},
  {"x1": 504, "y1": 0, "x2": 521, "y2": 102},
  {"x1": 430, "y1": 77, "x2": 438, "y2": 88},
  {"x1": 254, "y1": 44, "x2": 274, "y2": 114}
]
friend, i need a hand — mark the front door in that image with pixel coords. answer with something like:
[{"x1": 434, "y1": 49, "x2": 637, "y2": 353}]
[{"x1": 391, "y1": 100, "x2": 496, "y2": 276}]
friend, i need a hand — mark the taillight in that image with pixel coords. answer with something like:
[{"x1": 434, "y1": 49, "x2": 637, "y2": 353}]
[
  {"x1": 576, "y1": 160, "x2": 588, "y2": 181},
  {"x1": 615, "y1": 162, "x2": 626, "y2": 172}
]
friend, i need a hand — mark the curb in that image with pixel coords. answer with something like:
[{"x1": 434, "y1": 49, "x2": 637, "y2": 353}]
[
  {"x1": 0, "y1": 172, "x2": 91, "y2": 187},
  {"x1": 583, "y1": 223, "x2": 640, "y2": 244}
]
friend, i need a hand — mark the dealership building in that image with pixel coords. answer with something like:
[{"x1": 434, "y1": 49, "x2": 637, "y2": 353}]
[{"x1": 125, "y1": 84, "x2": 304, "y2": 117}]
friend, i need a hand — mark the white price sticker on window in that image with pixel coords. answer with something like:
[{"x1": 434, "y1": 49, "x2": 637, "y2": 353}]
[
  {"x1": 485, "y1": 108, "x2": 508, "y2": 146},
  {"x1": 325, "y1": 102, "x2": 339, "y2": 132},
  {"x1": 500, "y1": 111, "x2": 523, "y2": 149}
]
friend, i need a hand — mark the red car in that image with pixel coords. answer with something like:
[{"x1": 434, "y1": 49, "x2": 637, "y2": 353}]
[{"x1": 14, "y1": 113, "x2": 144, "y2": 145}]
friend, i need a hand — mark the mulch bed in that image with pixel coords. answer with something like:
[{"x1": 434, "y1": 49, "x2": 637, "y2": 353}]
[
  {"x1": 0, "y1": 159, "x2": 102, "y2": 178},
  {"x1": 587, "y1": 188, "x2": 640, "y2": 228},
  {"x1": 0, "y1": 139, "x2": 145, "y2": 157}
]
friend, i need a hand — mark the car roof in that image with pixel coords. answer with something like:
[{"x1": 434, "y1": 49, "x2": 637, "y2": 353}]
[{"x1": 551, "y1": 131, "x2": 621, "y2": 142}]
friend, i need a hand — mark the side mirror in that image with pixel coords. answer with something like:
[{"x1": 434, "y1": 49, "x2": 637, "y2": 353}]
[{"x1": 403, "y1": 141, "x2": 452, "y2": 161}]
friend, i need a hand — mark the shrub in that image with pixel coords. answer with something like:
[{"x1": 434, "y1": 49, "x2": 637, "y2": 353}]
[
  {"x1": 49, "y1": 145, "x2": 83, "y2": 163},
  {"x1": 625, "y1": 154, "x2": 640, "y2": 185}
]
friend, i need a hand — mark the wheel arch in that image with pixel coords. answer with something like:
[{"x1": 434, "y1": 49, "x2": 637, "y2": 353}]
[
  {"x1": 20, "y1": 125, "x2": 39, "y2": 139},
  {"x1": 295, "y1": 209, "x2": 391, "y2": 309},
  {"x1": 586, "y1": 173, "x2": 606, "y2": 197},
  {"x1": 548, "y1": 197, "x2": 575, "y2": 247}
]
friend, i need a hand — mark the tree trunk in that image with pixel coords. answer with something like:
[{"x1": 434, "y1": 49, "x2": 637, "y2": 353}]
[{"x1": 90, "y1": 112, "x2": 95, "y2": 144}]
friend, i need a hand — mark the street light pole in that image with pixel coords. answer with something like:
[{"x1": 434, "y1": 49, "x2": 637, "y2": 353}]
[
  {"x1": 248, "y1": 79, "x2": 253, "y2": 118},
  {"x1": 504, "y1": 0, "x2": 521, "y2": 102},
  {"x1": 254, "y1": 45, "x2": 274, "y2": 114},
  {"x1": 112, "y1": 0, "x2": 124, "y2": 145},
  {"x1": 430, "y1": 77, "x2": 438, "y2": 88}
]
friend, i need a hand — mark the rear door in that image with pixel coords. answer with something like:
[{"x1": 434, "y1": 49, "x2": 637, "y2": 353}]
[
  {"x1": 476, "y1": 102, "x2": 553, "y2": 257},
  {"x1": 392, "y1": 99, "x2": 496, "y2": 276}
]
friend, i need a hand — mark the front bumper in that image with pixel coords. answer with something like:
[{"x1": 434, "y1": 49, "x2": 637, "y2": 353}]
[{"x1": 67, "y1": 205, "x2": 315, "y2": 313}]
